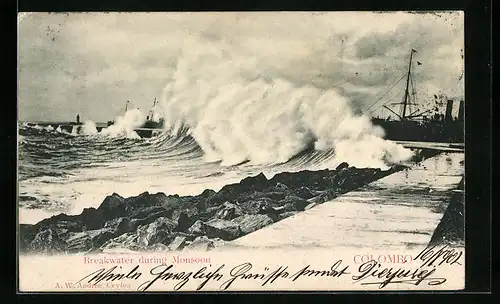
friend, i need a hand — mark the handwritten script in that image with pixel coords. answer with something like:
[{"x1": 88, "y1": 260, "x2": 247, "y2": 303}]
[{"x1": 75, "y1": 244, "x2": 463, "y2": 291}]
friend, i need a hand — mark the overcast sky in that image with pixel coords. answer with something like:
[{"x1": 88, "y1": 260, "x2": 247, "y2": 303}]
[{"x1": 17, "y1": 11, "x2": 464, "y2": 122}]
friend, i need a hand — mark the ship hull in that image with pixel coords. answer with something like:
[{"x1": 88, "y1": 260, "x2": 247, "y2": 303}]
[
  {"x1": 371, "y1": 118, "x2": 464, "y2": 143},
  {"x1": 134, "y1": 128, "x2": 163, "y2": 138}
]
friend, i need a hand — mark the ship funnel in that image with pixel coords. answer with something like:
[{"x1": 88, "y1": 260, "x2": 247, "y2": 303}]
[
  {"x1": 458, "y1": 100, "x2": 464, "y2": 121},
  {"x1": 445, "y1": 100, "x2": 454, "y2": 122}
]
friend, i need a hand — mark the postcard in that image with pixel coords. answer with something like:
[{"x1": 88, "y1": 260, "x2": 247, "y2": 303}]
[{"x1": 17, "y1": 11, "x2": 465, "y2": 292}]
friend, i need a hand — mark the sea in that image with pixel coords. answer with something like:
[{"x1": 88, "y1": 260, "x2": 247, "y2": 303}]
[
  {"x1": 17, "y1": 101, "x2": 419, "y2": 226},
  {"x1": 17, "y1": 121, "x2": 352, "y2": 225}
]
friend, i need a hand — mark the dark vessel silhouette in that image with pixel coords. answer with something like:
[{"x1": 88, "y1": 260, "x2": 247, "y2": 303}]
[
  {"x1": 142, "y1": 98, "x2": 165, "y2": 129},
  {"x1": 368, "y1": 49, "x2": 464, "y2": 144},
  {"x1": 107, "y1": 98, "x2": 164, "y2": 138}
]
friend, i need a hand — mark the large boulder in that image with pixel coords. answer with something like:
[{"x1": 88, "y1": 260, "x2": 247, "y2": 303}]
[
  {"x1": 293, "y1": 186, "x2": 315, "y2": 200},
  {"x1": 156, "y1": 194, "x2": 185, "y2": 210},
  {"x1": 187, "y1": 220, "x2": 240, "y2": 241},
  {"x1": 239, "y1": 173, "x2": 270, "y2": 192},
  {"x1": 335, "y1": 162, "x2": 349, "y2": 171},
  {"x1": 211, "y1": 238, "x2": 226, "y2": 248},
  {"x1": 79, "y1": 207, "x2": 106, "y2": 230},
  {"x1": 52, "y1": 220, "x2": 84, "y2": 237},
  {"x1": 129, "y1": 206, "x2": 175, "y2": 227},
  {"x1": 28, "y1": 228, "x2": 67, "y2": 253},
  {"x1": 31, "y1": 213, "x2": 77, "y2": 231},
  {"x1": 205, "y1": 219, "x2": 242, "y2": 240},
  {"x1": 307, "y1": 190, "x2": 338, "y2": 204},
  {"x1": 92, "y1": 229, "x2": 117, "y2": 248},
  {"x1": 104, "y1": 217, "x2": 135, "y2": 236},
  {"x1": 147, "y1": 243, "x2": 170, "y2": 252},
  {"x1": 129, "y1": 206, "x2": 167, "y2": 220},
  {"x1": 168, "y1": 236, "x2": 188, "y2": 251},
  {"x1": 187, "y1": 220, "x2": 219, "y2": 239},
  {"x1": 274, "y1": 182, "x2": 290, "y2": 192},
  {"x1": 304, "y1": 202, "x2": 319, "y2": 210},
  {"x1": 213, "y1": 202, "x2": 244, "y2": 220},
  {"x1": 97, "y1": 193, "x2": 126, "y2": 219},
  {"x1": 65, "y1": 228, "x2": 114, "y2": 252},
  {"x1": 124, "y1": 192, "x2": 173, "y2": 211},
  {"x1": 184, "y1": 236, "x2": 215, "y2": 251},
  {"x1": 231, "y1": 214, "x2": 275, "y2": 235},
  {"x1": 277, "y1": 211, "x2": 299, "y2": 221},
  {"x1": 279, "y1": 195, "x2": 310, "y2": 211},
  {"x1": 240, "y1": 197, "x2": 274, "y2": 214},
  {"x1": 19, "y1": 224, "x2": 37, "y2": 252},
  {"x1": 65, "y1": 218, "x2": 135, "y2": 252},
  {"x1": 271, "y1": 203, "x2": 296, "y2": 214},
  {"x1": 214, "y1": 173, "x2": 270, "y2": 203},
  {"x1": 166, "y1": 233, "x2": 200, "y2": 251},
  {"x1": 270, "y1": 170, "x2": 331, "y2": 190},
  {"x1": 192, "y1": 206, "x2": 220, "y2": 222},
  {"x1": 100, "y1": 233, "x2": 142, "y2": 252},
  {"x1": 174, "y1": 212, "x2": 195, "y2": 232},
  {"x1": 261, "y1": 190, "x2": 288, "y2": 202},
  {"x1": 200, "y1": 189, "x2": 217, "y2": 199},
  {"x1": 257, "y1": 204, "x2": 278, "y2": 215},
  {"x1": 136, "y1": 217, "x2": 177, "y2": 247}
]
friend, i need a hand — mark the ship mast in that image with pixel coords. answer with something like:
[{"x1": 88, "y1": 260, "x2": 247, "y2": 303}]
[
  {"x1": 148, "y1": 98, "x2": 158, "y2": 121},
  {"x1": 124, "y1": 100, "x2": 130, "y2": 114},
  {"x1": 370, "y1": 48, "x2": 432, "y2": 121},
  {"x1": 401, "y1": 49, "x2": 415, "y2": 120}
]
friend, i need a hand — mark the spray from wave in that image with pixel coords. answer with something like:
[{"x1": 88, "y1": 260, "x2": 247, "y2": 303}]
[
  {"x1": 51, "y1": 109, "x2": 148, "y2": 139},
  {"x1": 81, "y1": 120, "x2": 98, "y2": 135},
  {"x1": 22, "y1": 37, "x2": 413, "y2": 170},
  {"x1": 100, "y1": 108, "x2": 146, "y2": 139},
  {"x1": 157, "y1": 37, "x2": 413, "y2": 169}
]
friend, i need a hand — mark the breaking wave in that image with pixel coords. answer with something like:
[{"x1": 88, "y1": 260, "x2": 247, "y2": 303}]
[
  {"x1": 20, "y1": 94, "x2": 412, "y2": 173},
  {"x1": 153, "y1": 36, "x2": 413, "y2": 169}
]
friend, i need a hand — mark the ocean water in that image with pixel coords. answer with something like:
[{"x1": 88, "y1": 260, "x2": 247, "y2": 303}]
[
  {"x1": 17, "y1": 122, "x2": 359, "y2": 225},
  {"x1": 17, "y1": 106, "x2": 415, "y2": 225}
]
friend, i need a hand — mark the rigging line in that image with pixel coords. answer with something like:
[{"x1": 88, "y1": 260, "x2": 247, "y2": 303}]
[
  {"x1": 364, "y1": 73, "x2": 407, "y2": 112},
  {"x1": 373, "y1": 71, "x2": 407, "y2": 100},
  {"x1": 383, "y1": 105, "x2": 402, "y2": 119},
  {"x1": 369, "y1": 90, "x2": 406, "y2": 114},
  {"x1": 370, "y1": 85, "x2": 410, "y2": 113},
  {"x1": 365, "y1": 75, "x2": 405, "y2": 111}
]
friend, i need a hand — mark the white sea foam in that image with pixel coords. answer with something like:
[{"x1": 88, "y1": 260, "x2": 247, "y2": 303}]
[
  {"x1": 100, "y1": 108, "x2": 146, "y2": 139},
  {"x1": 157, "y1": 36, "x2": 413, "y2": 169}
]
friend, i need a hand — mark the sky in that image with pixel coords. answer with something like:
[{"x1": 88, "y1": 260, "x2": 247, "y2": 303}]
[{"x1": 17, "y1": 11, "x2": 464, "y2": 123}]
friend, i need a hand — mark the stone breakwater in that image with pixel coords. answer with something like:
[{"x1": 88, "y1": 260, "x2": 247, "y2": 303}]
[
  {"x1": 429, "y1": 176, "x2": 465, "y2": 247},
  {"x1": 19, "y1": 162, "x2": 408, "y2": 254}
]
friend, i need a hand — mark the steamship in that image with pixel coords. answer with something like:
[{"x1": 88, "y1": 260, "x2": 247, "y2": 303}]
[
  {"x1": 368, "y1": 49, "x2": 464, "y2": 144},
  {"x1": 107, "y1": 98, "x2": 165, "y2": 138}
]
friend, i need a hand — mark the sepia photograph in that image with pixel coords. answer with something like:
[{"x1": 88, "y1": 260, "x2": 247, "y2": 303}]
[{"x1": 17, "y1": 11, "x2": 465, "y2": 292}]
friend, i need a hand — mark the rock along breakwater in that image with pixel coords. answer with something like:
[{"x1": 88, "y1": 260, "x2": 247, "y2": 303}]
[{"x1": 21, "y1": 154, "x2": 439, "y2": 254}]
